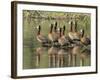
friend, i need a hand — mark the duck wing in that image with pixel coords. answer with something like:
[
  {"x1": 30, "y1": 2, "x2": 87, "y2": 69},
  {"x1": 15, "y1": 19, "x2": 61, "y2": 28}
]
[{"x1": 37, "y1": 35, "x2": 48, "y2": 43}]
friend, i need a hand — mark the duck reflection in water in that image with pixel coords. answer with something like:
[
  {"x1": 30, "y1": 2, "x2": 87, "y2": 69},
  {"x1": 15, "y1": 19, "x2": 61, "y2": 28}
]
[
  {"x1": 80, "y1": 47, "x2": 91, "y2": 66},
  {"x1": 36, "y1": 47, "x2": 45, "y2": 67},
  {"x1": 57, "y1": 48, "x2": 69, "y2": 67},
  {"x1": 71, "y1": 44, "x2": 82, "y2": 66},
  {"x1": 48, "y1": 46, "x2": 58, "y2": 68},
  {"x1": 71, "y1": 43, "x2": 91, "y2": 67},
  {"x1": 35, "y1": 44, "x2": 90, "y2": 68}
]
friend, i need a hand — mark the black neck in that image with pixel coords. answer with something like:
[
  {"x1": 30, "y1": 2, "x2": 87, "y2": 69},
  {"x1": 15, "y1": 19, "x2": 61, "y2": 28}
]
[
  {"x1": 54, "y1": 26, "x2": 57, "y2": 32},
  {"x1": 50, "y1": 24, "x2": 53, "y2": 33},
  {"x1": 70, "y1": 21, "x2": 73, "y2": 32},
  {"x1": 55, "y1": 22, "x2": 57, "y2": 27},
  {"x1": 81, "y1": 30, "x2": 84, "y2": 37},
  {"x1": 74, "y1": 21, "x2": 77, "y2": 32},
  {"x1": 38, "y1": 25, "x2": 41, "y2": 35},
  {"x1": 63, "y1": 30, "x2": 65, "y2": 35},
  {"x1": 63, "y1": 26, "x2": 65, "y2": 35},
  {"x1": 60, "y1": 28, "x2": 62, "y2": 37},
  {"x1": 38, "y1": 29, "x2": 40, "y2": 35}
]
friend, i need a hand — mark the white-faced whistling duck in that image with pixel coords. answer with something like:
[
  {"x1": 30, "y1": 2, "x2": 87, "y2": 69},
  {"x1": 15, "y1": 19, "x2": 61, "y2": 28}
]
[
  {"x1": 62, "y1": 25, "x2": 70, "y2": 41},
  {"x1": 58, "y1": 27, "x2": 69, "y2": 47},
  {"x1": 37, "y1": 25, "x2": 49, "y2": 45},
  {"x1": 48, "y1": 24, "x2": 54, "y2": 43},
  {"x1": 53, "y1": 22, "x2": 59, "y2": 42},
  {"x1": 68, "y1": 21, "x2": 74, "y2": 40},
  {"x1": 73, "y1": 20, "x2": 81, "y2": 41},
  {"x1": 48, "y1": 23, "x2": 58, "y2": 46},
  {"x1": 80, "y1": 29, "x2": 91, "y2": 45}
]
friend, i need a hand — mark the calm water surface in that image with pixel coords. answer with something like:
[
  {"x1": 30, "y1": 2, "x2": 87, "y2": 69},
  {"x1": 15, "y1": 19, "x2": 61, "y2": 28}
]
[{"x1": 23, "y1": 45, "x2": 91, "y2": 69}]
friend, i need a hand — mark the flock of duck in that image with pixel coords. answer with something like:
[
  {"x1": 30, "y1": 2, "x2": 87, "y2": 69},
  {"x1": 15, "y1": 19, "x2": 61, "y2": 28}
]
[
  {"x1": 35, "y1": 21, "x2": 91, "y2": 67},
  {"x1": 36, "y1": 21, "x2": 90, "y2": 48}
]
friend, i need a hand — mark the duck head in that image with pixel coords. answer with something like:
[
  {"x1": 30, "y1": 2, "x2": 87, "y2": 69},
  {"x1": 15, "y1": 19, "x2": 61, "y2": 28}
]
[
  {"x1": 80, "y1": 29, "x2": 84, "y2": 37},
  {"x1": 37, "y1": 25, "x2": 41, "y2": 35}
]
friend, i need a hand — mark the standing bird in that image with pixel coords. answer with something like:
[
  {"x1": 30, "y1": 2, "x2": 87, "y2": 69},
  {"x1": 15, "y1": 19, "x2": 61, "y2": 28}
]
[
  {"x1": 68, "y1": 20, "x2": 81, "y2": 46},
  {"x1": 62, "y1": 25, "x2": 70, "y2": 41},
  {"x1": 80, "y1": 29, "x2": 91, "y2": 45},
  {"x1": 58, "y1": 28, "x2": 63, "y2": 46},
  {"x1": 48, "y1": 24, "x2": 58, "y2": 46},
  {"x1": 53, "y1": 22, "x2": 59, "y2": 42},
  {"x1": 73, "y1": 20, "x2": 81, "y2": 41},
  {"x1": 68, "y1": 21, "x2": 74, "y2": 40},
  {"x1": 48, "y1": 24, "x2": 54, "y2": 43},
  {"x1": 36, "y1": 25, "x2": 49, "y2": 45},
  {"x1": 58, "y1": 27, "x2": 69, "y2": 47}
]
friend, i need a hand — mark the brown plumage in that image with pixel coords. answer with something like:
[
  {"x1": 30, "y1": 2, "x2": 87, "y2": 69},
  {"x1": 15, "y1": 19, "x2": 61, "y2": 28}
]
[
  {"x1": 80, "y1": 29, "x2": 91, "y2": 45},
  {"x1": 48, "y1": 46, "x2": 58, "y2": 67},
  {"x1": 73, "y1": 21, "x2": 81, "y2": 41},
  {"x1": 58, "y1": 26, "x2": 69, "y2": 46},
  {"x1": 57, "y1": 49, "x2": 67, "y2": 67},
  {"x1": 48, "y1": 23, "x2": 59, "y2": 45},
  {"x1": 37, "y1": 25, "x2": 48, "y2": 44},
  {"x1": 68, "y1": 21, "x2": 74, "y2": 40}
]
